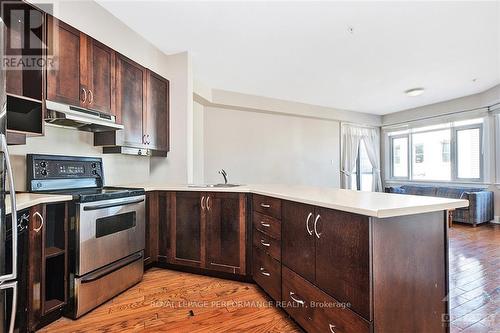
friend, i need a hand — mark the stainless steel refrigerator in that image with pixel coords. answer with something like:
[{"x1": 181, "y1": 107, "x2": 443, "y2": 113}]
[{"x1": 0, "y1": 14, "x2": 18, "y2": 333}]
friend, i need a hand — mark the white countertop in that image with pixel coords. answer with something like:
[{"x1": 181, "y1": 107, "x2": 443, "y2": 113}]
[
  {"x1": 133, "y1": 184, "x2": 469, "y2": 218},
  {"x1": 5, "y1": 193, "x2": 73, "y2": 215}
]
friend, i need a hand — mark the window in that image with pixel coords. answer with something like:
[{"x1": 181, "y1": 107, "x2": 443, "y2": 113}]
[
  {"x1": 352, "y1": 141, "x2": 373, "y2": 191},
  {"x1": 388, "y1": 118, "x2": 483, "y2": 182},
  {"x1": 411, "y1": 129, "x2": 451, "y2": 181},
  {"x1": 456, "y1": 127, "x2": 481, "y2": 179},
  {"x1": 441, "y1": 140, "x2": 450, "y2": 162},
  {"x1": 391, "y1": 136, "x2": 408, "y2": 178}
]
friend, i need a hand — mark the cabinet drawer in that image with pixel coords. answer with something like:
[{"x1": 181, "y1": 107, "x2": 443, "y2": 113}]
[
  {"x1": 253, "y1": 194, "x2": 281, "y2": 219},
  {"x1": 282, "y1": 266, "x2": 371, "y2": 333},
  {"x1": 253, "y1": 246, "x2": 281, "y2": 301},
  {"x1": 253, "y1": 228, "x2": 281, "y2": 261},
  {"x1": 253, "y1": 212, "x2": 281, "y2": 240}
]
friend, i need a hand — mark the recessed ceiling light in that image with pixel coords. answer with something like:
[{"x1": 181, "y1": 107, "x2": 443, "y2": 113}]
[{"x1": 405, "y1": 88, "x2": 425, "y2": 97}]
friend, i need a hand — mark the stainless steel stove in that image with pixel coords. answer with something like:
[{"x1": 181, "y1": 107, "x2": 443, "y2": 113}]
[{"x1": 27, "y1": 154, "x2": 145, "y2": 318}]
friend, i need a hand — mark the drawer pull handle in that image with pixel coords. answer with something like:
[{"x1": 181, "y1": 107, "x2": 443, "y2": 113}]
[
  {"x1": 260, "y1": 239, "x2": 270, "y2": 247},
  {"x1": 329, "y1": 324, "x2": 336, "y2": 333},
  {"x1": 289, "y1": 292, "x2": 305, "y2": 305},
  {"x1": 314, "y1": 214, "x2": 321, "y2": 239},
  {"x1": 260, "y1": 221, "x2": 271, "y2": 228},
  {"x1": 259, "y1": 267, "x2": 270, "y2": 276},
  {"x1": 260, "y1": 203, "x2": 271, "y2": 208},
  {"x1": 306, "y1": 212, "x2": 313, "y2": 235}
]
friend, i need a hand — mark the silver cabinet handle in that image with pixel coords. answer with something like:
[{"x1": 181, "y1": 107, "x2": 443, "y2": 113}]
[
  {"x1": 201, "y1": 196, "x2": 205, "y2": 211},
  {"x1": 80, "y1": 87, "x2": 87, "y2": 103},
  {"x1": 314, "y1": 214, "x2": 321, "y2": 239},
  {"x1": 0, "y1": 281, "x2": 17, "y2": 333},
  {"x1": 260, "y1": 203, "x2": 271, "y2": 208},
  {"x1": 289, "y1": 292, "x2": 305, "y2": 305},
  {"x1": 33, "y1": 211, "x2": 44, "y2": 233},
  {"x1": 0, "y1": 134, "x2": 18, "y2": 283},
  {"x1": 88, "y1": 89, "x2": 94, "y2": 104},
  {"x1": 206, "y1": 196, "x2": 211, "y2": 211},
  {"x1": 260, "y1": 239, "x2": 270, "y2": 247},
  {"x1": 329, "y1": 324, "x2": 336, "y2": 333},
  {"x1": 259, "y1": 267, "x2": 270, "y2": 276},
  {"x1": 306, "y1": 212, "x2": 313, "y2": 235},
  {"x1": 260, "y1": 221, "x2": 270, "y2": 227}
]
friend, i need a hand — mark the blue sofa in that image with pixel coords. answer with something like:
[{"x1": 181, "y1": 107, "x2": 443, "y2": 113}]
[{"x1": 385, "y1": 185, "x2": 494, "y2": 226}]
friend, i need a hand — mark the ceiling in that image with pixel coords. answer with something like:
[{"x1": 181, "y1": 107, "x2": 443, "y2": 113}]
[{"x1": 97, "y1": 1, "x2": 500, "y2": 115}]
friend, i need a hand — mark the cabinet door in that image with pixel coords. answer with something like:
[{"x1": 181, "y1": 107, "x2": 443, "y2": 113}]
[
  {"x1": 87, "y1": 38, "x2": 115, "y2": 114},
  {"x1": 146, "y1": 70, "x2": 169, "y2": 152},
  {"x1": 170, "y1": 192, "x2": 205, "y2": 267},
  {"x1": 315, "y1": 208, "x2": 371, "y2": 320},
  {"x1": 157, "y1": 192, "x2": 171, "y2": 263},
  {"x1": 206, "y1": 193, "x2": 246, "y2": 275},
  {"x1": 115, "y1": 54, "x2": 146, "y2": 147},
  {"x1": 28, "y1": 205, "x2": 45, "y2": 331},
  {"x1": 46, "y1": 16, "x2": 84, "y2": 106},
  {"x1": 282, "y1": 201, "x2": 316, "y2": 283}
]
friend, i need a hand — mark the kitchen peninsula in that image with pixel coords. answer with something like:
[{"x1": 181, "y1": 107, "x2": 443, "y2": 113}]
[{"x1": 139, "y1": 184, "x2": 467, "y2": 333}]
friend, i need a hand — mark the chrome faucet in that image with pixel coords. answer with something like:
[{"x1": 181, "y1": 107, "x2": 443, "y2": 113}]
[{"x1": 218, "y1": 169, "x2": 228, "y2": 184}]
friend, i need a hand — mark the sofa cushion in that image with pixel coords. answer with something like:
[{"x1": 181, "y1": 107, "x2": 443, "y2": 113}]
[
  {"x1": 436, "y1": 187, "x2": 486, "y2": 199},
  {"x1": 401, "y1": 185, "x2": 437, "y2": 196}
]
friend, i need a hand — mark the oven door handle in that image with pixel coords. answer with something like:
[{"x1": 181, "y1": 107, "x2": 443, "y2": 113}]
[
  {"x1": 83, "y1": 198, "x2": 144, "y2": 211},
  {"x1": 80, "y1": 252, "x2": 143, "y2": 283}
]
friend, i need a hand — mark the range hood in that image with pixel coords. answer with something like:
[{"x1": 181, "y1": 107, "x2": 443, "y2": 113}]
[{"x1": 45, "y1": 100, "x2": 124, "y2": 132}]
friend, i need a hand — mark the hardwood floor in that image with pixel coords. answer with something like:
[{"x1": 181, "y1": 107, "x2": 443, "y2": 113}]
[
  {"x1": 39, "y1": 222, "x2": 499, "y2": 333},
  {"x1": 449, "y1": 223, "x2": 500, "y2": 333},
  {"x1": 38, "y1": 268, "x2": 300, "y2": 332}
]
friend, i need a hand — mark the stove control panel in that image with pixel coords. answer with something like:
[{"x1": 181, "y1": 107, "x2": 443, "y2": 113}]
[{"x1": 27, "y1": 154, "x2": 104, "y2": 192}]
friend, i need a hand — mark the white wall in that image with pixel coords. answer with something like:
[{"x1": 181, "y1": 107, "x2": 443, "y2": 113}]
[
  {"x1": 203, "y1": 106, "x2": 341, "y2": 187},
  {"x1": 11, "y1": 0, "x2": 192, "y2": 189}
]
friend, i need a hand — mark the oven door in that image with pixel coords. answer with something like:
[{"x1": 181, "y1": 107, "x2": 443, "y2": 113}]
[{"x1": 76, "y1": 195, "x2": 145, "y2": 276}]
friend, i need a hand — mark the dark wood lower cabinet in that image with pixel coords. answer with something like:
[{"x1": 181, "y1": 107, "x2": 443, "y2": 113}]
[
  {"x1": 315, "y1": 208, "x2": 371, "y2": 320},
  {"x1": 252, "y1": 246, "x2": 281, "y2": 301},
  {"x1": 206, "y1": 193, "x2": 246, "y2": 274},
  {"x1": 28, "y1": 202, "x2": 68, "y2": 331},
  {"x1": 282, "y1": 266, "x2": 371, "y2": 333},
  {"x1": 169, "y1": 191, "x2": 204, "y2": 267}
]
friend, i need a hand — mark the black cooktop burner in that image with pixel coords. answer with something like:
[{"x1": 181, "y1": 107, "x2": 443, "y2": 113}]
[{"x1": 46, "y1": 186, "x2": 145, "y2": 203}]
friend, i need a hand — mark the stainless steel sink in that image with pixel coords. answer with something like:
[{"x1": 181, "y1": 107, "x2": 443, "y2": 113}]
[{"x1": 187, "y1": 184, "x2": 242, "y2": 188}]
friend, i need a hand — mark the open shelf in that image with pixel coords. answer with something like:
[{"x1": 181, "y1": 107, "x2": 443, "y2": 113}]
[
  {"x1": 44, "y1": 255, "x2": 66, "y2": 314},
  {"x1": 45, "y1": 247, "x2": 65, "y2": 259}
]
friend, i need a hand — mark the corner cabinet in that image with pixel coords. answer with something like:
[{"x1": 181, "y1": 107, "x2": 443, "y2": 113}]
[{"x1": 152, "y1": 191, "x2": 246, "y2": 276}]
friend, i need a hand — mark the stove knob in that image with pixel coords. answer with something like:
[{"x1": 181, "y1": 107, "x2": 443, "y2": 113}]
[
  {"x1": 41, "y1": 169, "x2": 48, "y2": 176},
  {"x1": 92, "y1": 170, "x2": 98, "y2": 175},
  {"x1": 39, "y1": 161, "x2": 47, "y2": 168},
  {"x1": 91, "y1": 162, "x2": 97, "y2": 169}
]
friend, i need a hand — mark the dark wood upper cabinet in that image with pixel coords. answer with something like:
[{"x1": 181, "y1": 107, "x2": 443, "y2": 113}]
[
  {"x1": 170, "y1": 192, "x2": 204, "y2": 267},
  {"x1": 282, "y1": 201, "x2": 316, "y2": 283},
  {"x1": 315, "y1": 208, "x2": 371, "y2": 320},
  {"x1": 47, "y1": 16, "x2": 115, "y2": 115},
  {"x1": 46, "y1": 16, "x2": 82, "y2": 106},
  {"x1": 114, "y1": 54, "x2": 147, "y2": 147},
  {"x1": 146, "y1": 70, "x2": 169, "y2": 152},
  {"x1": 206, "y1": 193, "x2": 246, "y2": 275},
  {"x1": 86, "y1": 38, "x2": 115, "y2": 114}
]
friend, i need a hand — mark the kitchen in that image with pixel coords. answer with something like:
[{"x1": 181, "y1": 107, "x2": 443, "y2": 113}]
[{"x1": 0, "y1": 1, "x2": 498, "y2": 333}]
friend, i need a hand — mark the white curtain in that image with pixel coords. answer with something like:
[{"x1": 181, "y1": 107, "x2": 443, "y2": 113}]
[
  {"x1": 341, "y1": 124, "x2": 382, "y2": 192},
  {"x1": 361, "y1": 128, "x2": 383, "y2": 192},
  {"x1": 340, "y1": 126, "x2": 363, "y2": 189}
]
